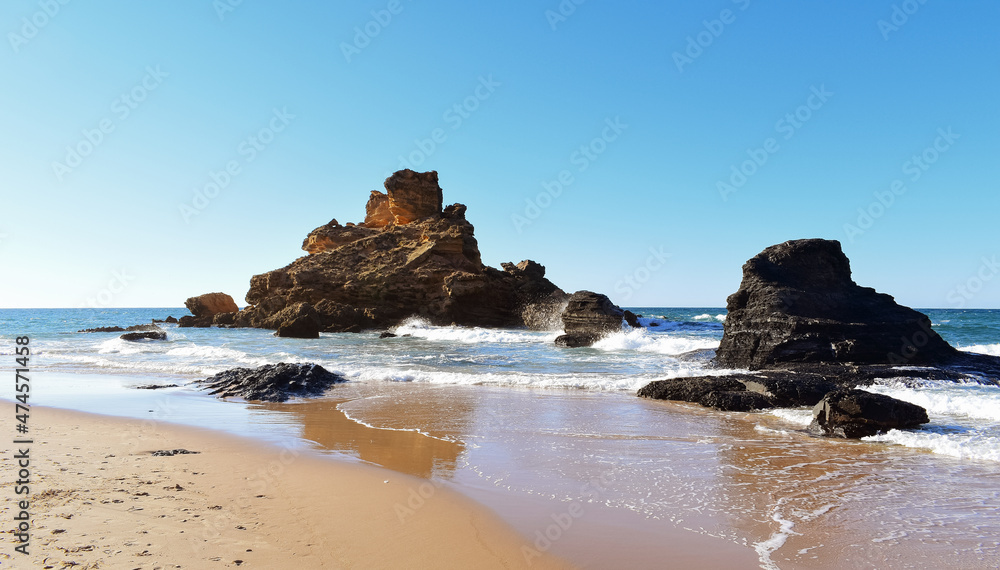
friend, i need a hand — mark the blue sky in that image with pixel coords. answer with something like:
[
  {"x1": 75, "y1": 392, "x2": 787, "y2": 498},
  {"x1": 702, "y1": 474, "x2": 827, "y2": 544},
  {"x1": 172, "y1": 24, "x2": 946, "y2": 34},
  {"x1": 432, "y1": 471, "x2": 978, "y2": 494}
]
[{"x1": 2, "y1": 0, "x2": 998, "y2": 309}]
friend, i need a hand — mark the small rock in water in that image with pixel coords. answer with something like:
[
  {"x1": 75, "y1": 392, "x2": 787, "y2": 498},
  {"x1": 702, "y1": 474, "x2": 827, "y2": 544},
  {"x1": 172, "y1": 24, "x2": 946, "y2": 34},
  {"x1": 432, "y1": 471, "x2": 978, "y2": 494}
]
[
  {"x1": 809, "y1": 389, "x2": 929, "y2": 439},
  {"x1": 121, "y1": 331, "x2": 167, "y2": 341},
  {"x1": 200, "y1": 362, "x2": 346, "y2": 402},
  {"x1": 78, "y1": 326, "x2": 126, "y2": 333}
]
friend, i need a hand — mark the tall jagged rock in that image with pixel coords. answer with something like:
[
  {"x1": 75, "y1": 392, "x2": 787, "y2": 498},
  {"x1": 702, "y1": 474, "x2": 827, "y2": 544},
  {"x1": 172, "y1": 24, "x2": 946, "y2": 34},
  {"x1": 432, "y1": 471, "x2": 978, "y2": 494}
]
[
  {"x1": 232, "y1": 170, "x2": 567, "y2": 332},
  {"x1": 714, "y1": 239, "x2": 958, "y2": 369},
  {"x1": 385, "y1": 169, "x2": 443, "y2": 224}
]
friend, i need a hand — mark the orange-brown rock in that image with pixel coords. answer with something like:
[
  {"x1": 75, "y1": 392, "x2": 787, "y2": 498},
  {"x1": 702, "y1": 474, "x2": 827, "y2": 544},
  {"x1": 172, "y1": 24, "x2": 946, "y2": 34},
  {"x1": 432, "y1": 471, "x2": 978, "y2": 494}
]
[
  {"x1": 363, "y1": 191, "x2": 393, "y2": 228},
  {"x1": 302, "y1": 219, "x2": 378, "y2": 255},
  {"x1": 385, "y1": 169, "x2": 442, "y2": 224},
  {"x1": 185, "y1": 292, "x2": 239, "y2": 318},
  {"x1": 232, "y1": 170, "x2": 566, "y2": 332}
]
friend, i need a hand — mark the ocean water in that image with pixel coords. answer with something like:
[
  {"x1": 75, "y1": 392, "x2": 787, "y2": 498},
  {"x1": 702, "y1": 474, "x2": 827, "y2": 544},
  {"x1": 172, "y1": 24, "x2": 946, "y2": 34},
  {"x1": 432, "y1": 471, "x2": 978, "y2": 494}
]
[{"x1": 3, "y1": 307, "x2": 1000, "y2": 568}]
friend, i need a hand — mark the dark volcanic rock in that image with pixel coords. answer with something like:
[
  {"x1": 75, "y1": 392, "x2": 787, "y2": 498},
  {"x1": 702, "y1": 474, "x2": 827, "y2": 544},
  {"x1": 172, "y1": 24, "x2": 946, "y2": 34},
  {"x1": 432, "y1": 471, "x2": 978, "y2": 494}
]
[
  {"x1": 121, "y1": 330, "x2": 166, "y2": 341},
  {"x1": 201, "y1": 363, "x2": 346, "y2": 402},
  {"x1": 623, "y1": 310, "x2": 641, "y2": 328},
  {"x1": 809, "y1": 389, "x2": 929, "y2": 438},
  {"x1": 79, "y1": 326, "x2": 126, "y2": 333},
  {"x1": 637, "y1": 377, "x2": 748, "y2": 402},
  {"x1": 379, "y1": 331, "x2": 397, "y2": 339},
  {"x1": 230, "y1": 170, "x2": 567, "y2": 333},
  {"x1": 638, "y1": 371, "x2": 839, "y2": 411},
  {"x1": 165, "y1": 316, "x2": 178, "y2": 324},
  {"x1": 699, "y1": 390, "x2": 776, "y2": 412},
  {"x1": 740, "y1": 374, "x2": 839, "y2": 407},
  {"x1": 715, "y1": 239, "x2": 958, "y2": 369},
  {"x1": 554, "y1": 333, "x2": 602, "y2": 348},
  {"x1": 556, "y1": 291, "x2": 624, "y2": 347}
]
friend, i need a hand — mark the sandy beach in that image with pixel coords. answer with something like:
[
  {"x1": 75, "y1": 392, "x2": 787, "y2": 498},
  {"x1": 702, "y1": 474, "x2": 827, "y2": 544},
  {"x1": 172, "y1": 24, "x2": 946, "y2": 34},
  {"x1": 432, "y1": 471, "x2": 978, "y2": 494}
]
[{"x1": 2, "y1": 406, "x2": 576, "y2": 569}]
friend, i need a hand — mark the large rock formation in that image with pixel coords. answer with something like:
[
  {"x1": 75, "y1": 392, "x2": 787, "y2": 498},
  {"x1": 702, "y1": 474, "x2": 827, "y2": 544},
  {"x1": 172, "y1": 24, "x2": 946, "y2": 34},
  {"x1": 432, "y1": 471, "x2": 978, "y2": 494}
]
[
  {"x1": 639, "y1": 238, "x2": 999, "y2": 437},
  {"x1": 555, "y1": 291, "x2": 625, "y2": 347},
  {"x1": 231, "y1": 170, "x2": 567, "y2": 332},
  {"x1": 715, "y1": 239, "x2": 957, "y2": 369}
]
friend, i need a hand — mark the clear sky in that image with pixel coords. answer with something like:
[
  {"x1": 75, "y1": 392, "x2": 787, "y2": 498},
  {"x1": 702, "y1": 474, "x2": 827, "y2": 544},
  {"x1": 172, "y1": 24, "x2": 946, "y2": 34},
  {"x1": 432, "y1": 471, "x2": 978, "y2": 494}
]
[{"x1": 2, "y1": 1, "x2": 998, "y2": 309}]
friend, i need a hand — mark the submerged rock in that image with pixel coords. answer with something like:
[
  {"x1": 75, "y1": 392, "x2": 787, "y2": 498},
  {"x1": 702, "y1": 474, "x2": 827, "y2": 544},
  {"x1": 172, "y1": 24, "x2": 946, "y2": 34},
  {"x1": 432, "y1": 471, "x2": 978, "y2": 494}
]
[
  {"x1": 201, "y1": 363, "x2": 346, "y2": 402},
  {"x1": 121, "y1": 330, "x2": 166, "y2": 341},
  {"x1": 126, "y1": 324, "x2": 163, "y2": 332},
  {"x1": 554, "y1": 333, "x2": 603, "y2": 348},
  {"x1": 118, "y1": 325, "x2": 167, "y2": 342},
  {"x1": 79, "y1": 326, "x2": 126, "y2": 333},
  {"x1": 809, "y1": 389, "x2": 929, "y2": 438},
  {"x1": 715, "y1": 239, "x2": 957, "y2": 369}
]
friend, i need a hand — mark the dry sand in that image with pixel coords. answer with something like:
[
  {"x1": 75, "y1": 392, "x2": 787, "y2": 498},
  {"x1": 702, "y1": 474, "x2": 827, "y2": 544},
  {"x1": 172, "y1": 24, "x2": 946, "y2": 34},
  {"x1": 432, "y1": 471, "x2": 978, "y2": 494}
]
[{"x1": 1, "y1": 406, "x2": 573, "y2": 569}]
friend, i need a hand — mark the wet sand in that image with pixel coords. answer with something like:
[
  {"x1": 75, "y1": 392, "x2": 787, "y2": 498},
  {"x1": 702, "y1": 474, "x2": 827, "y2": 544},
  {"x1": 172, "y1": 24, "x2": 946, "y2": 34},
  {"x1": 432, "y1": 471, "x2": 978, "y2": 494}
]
[
  {"x1": 18, "y1": 375, "x2": 1000, "y2": 568},
  {"x1": 0, "y1": 406, "x2": 574, "y2": 569}
]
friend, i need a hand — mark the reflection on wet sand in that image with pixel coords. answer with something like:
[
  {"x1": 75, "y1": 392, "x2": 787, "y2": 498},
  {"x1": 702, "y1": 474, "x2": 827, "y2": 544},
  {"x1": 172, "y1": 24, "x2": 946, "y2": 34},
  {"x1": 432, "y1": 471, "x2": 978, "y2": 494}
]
[
  {"x1": 252, "y1": 398, "x2": 464, "y2": 479},
  {"x1": 713, "y1": 412, "x2": 1000, "y2": 569}
]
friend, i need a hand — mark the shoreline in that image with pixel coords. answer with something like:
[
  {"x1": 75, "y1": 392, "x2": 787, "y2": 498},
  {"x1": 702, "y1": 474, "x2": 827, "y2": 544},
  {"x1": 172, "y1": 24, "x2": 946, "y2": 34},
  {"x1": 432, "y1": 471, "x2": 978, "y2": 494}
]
[
  {"x1": 6, "y1": 354, "x2": 998, "y2": 567},
  {"x1": 1, "y1": 406, "x2": 575, "y2": 568}
]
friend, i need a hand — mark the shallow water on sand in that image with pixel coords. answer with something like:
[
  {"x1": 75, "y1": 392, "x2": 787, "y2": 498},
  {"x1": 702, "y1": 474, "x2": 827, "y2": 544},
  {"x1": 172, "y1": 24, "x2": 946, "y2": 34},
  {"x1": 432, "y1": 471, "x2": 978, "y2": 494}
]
[{"x1": 31, "y1": 376, "x2": 999, "y2": 569}]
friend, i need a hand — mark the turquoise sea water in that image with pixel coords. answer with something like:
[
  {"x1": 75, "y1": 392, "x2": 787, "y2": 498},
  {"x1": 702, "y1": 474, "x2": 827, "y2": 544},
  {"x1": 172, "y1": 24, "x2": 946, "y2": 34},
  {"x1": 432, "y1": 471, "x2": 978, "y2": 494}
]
[{"x1": 2, "y1": 307, "x2": 999, "y2": 456}]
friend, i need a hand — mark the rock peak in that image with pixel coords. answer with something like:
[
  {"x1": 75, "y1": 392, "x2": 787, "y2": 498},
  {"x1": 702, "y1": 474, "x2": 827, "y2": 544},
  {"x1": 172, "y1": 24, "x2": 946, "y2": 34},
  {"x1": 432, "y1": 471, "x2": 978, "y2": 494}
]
[
  {"x1": 748, "y1": 238, "x2": 854, "y2": 292},
  {"x1": 384, "y1": 169, "x2": 443, "y2": 225},
  {"x1": 716, "y1": 238, "x2": 957, "y2": 368}
]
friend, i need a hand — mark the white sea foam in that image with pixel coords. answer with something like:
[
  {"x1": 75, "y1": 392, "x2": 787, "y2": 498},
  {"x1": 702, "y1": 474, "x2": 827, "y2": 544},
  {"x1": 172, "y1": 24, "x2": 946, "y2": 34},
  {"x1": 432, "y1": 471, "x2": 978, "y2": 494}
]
[
  {"x1": 393, "y1": 318, "x2": 552, "y2": 344},
  {"x1": 861, "y1": 380, "x2": 1000, "y2": 462},
  {"x1": 754, "y1": 498, "x2": 798, "y2": 570},
  {"x1": 342, "y1": 366, "x2": 684, "y2": 392},
  {"x1": 864, "y1": 430, "x2": 1000, "y2": 462},
  {"x1": 165, "y1": 344, "x2": 263, "y2": 361},
  {"x1": 693, "y1": 314, "x2": 712, "y2": 320},
  {"x1": 959, "y1": 343, "x2": 1000, "y2": 357},
  {"x1": 863, "y1": 380, "x2": 1000, "y2": 422},
  {"x1": 768, "y1": 408, "x2": 814, "y2": 427},
  {"x1": 592, "y1": 329, "x2": 719, "y2": 355},
  {"x1": 715, "y1": 314, "x2": 726, "y2": 322},
  {"x1": 97, "y1": 337, "x2": 162, "y2": 355}
]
